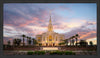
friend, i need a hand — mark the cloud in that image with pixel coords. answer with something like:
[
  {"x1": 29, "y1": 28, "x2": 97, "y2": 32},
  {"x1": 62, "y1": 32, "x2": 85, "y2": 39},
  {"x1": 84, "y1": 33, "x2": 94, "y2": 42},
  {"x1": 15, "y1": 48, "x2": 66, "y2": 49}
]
[
  {"x1": 64, "y1": 21, "x2": 96, "y2": 42},
  {"x1": 79, "y1": 31, "x2": 96, "y2": 39}
]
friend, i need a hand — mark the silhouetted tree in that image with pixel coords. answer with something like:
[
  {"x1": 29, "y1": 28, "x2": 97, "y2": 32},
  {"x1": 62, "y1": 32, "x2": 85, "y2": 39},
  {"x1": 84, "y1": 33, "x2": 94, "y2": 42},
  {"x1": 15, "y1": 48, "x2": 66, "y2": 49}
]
[
  {"x1": 7, "y1": 40, "x2": 11, "y2": 46},
  {"x1": 89, "y1": 41, "x2": 93, "y2": 46},
  {"x1": 26, "y1": 36, "x2": 29, "y2": 45},
  {"x1": 72, "y1": 39, "x2": 75, "y2": 46},
  {"x1": 16, "y1": 39, "x2": 21, "y2": 46},
  {"x1": 69, "y1": 37, "x2": 72, "y2": 46},
  {"x1": 39, "y1": 43, "x2": 42, "y2": 46},
  {"x1": 13, "y1": 38, "x2": 21, "y2": 46},
  {"x1": 13, "y1": 39, "x2": 17, "y2": 46},
  {"x1": 72, "y1": 36, "x2": 75, "y2": 46},
  {"x1": 28, "y1": 37, "x2": 31, "y2": 45},
  {"x1": 32, "y1": 38, "x2": 35, "y2": 45},
  {"x1": 79, "y1": 40, "x2": 88, "y2": 47},
  {"x1": 22, "y1": 34, "x2": 26, "y2": 46},
  {"x1": 59, "y1": 42, "x2": 65, "y2": 45},
  {"x1": 65, "y1": 39, "x2": 68, "y2": 46},
  {"x1": 75, "y1": 34, "x2": 79, "y2": 46},
  {"x1": 33, "y1": 38, "x2": 38, "y2": 45}
]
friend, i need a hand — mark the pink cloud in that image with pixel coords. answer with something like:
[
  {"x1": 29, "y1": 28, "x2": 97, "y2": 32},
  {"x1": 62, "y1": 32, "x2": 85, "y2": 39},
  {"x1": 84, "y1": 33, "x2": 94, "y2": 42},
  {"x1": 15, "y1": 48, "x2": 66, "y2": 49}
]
[
  {"x1": 79, "y1": 31, "x2": 96, "y2": 39},
  {"x1": 19, "y1": 17, "x2": 40, "y2": 27},
  {"x1": 9, "y1": 38, "x2": 13, "y2": 40},
  {"x1": 5, "y1": 24, "x2": 13, "y2": 26}
]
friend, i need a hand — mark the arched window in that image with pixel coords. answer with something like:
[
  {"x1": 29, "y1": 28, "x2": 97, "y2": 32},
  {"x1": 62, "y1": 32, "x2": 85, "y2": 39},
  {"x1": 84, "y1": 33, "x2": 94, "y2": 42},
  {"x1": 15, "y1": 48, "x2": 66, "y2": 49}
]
[
  {"x1": 38, "y1": 37, "x2": 41, "y2": 41},
  {"x1": 49, "y1": 35, "x2": 52, "y2": 41}
]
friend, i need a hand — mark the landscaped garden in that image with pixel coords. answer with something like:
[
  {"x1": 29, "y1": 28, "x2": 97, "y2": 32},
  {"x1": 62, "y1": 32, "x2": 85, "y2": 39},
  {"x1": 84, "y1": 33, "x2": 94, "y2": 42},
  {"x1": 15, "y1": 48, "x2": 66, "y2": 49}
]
[{"x1": 27, "y1": 50, "x2": 75, "y2": 55}]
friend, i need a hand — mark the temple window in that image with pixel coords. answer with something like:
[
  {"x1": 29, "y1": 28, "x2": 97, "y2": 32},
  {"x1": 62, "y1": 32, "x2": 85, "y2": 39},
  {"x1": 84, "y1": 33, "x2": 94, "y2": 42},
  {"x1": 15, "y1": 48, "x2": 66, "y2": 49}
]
[{"x1": 38, "y1": 37, "x2": 41, "y2": 41}]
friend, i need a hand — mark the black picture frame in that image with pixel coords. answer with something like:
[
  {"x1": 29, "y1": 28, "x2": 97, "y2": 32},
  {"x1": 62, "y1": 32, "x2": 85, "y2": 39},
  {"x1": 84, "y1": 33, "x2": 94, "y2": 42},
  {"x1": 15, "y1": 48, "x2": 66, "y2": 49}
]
[{"x1": 0, "y1": 0, "x2": 99, "y2": 58}]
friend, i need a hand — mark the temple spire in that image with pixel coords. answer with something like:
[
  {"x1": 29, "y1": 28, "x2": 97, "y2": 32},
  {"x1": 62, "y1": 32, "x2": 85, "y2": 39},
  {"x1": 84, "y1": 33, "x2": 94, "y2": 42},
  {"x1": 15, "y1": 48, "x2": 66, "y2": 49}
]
[
  {"x1": 48, "y1": 15, "x2": 53, "y2": 32},
  {"x1": 49, "y1": 15, "x2": 52, "y2": 23}
]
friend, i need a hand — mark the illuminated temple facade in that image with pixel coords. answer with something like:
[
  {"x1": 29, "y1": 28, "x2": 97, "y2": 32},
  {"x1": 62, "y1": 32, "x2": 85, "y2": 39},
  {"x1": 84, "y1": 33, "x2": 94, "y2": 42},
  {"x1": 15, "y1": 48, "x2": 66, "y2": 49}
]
[{"x1": 36, "y1": 16, "x2": 65, "y2": 46}]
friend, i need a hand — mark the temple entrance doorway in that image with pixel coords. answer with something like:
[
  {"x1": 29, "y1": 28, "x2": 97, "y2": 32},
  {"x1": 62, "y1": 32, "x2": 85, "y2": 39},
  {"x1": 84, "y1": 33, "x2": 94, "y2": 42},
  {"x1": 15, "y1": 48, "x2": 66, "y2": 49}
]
[{"x1": 46, "y1": 43, "x2": 55, "y2": 46}]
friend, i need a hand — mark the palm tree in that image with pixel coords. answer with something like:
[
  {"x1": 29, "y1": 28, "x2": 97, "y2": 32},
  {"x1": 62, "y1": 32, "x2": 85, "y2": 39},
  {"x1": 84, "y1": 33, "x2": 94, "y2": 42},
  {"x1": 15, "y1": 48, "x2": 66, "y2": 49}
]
[
  {"x1": 70, "y1": 36, "x2": 75, "y2": 46},
  {"x1": 72, "y1": 36, "x2": 75, "y2": 46},
  {"x1": 13, "y1": 38, "x2": 21, "y2": 47},
  {"x1": 65, "y1": 39, "x2": 68, "y2": 46},
  {"x1": 69, "y1": 37, "x2": 72, "y2": 46},
  {"x1": 32, "y1": 38, "x2": 38, "y2": 46},
  {"x1": 32, "y1": 38, "x2": 35, "y2": 45},
  {"x1": 7, "y1": 40, "x2": 11, "y2": 48},
  {"x1": 22, "y1": 34, "x2": 26, "y2": 46},
  {"x1": 72, "y1": 39, "x2": 75, "y2": 46},
  {"x1": 89, "y1": 41, "x2": 93, "y2": 46},
  {"x1": 75, "y1": 34, "x2": 79, "y2": 46},
  {"x1": 16, "y1": 38, "x2": 21, "y2": 46},
  {"x1": 7, "y1": 40, "x2": 11, "y2": 46},
  {"x1": 13, "y1": 39, "x2": 17, "y2": 47},
  {"x1": 26, "y1": 36, "x2": 29, "y2": 45},
  {"x1": 28, "y1": 37, "x2": 31, "y2": 45}
]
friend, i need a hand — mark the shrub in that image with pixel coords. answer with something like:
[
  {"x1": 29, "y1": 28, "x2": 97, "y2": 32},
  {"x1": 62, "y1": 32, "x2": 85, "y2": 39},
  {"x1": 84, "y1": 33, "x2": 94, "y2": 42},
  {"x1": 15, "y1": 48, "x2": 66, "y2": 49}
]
[
  {"x1": 50, "y1": 51, "x2": 55, "y2": 55},
  {"x1": 40, "y1": 51, "x2": 45, "y2": 55},
  {"x1": 46, "y1": 51, "x2": 50, "y2": 53},
  {"x1": 65, "y1": 51, "x2": 75, "y2": 55},
  {"x1": 34, "y1": 51, "x2": 45, "y2": 55},
  {"x1": 50, "y1": 51, "x2": 64, "y2": 55},
  {"x1": 27, "y1": 51, "x2": 34, "y2": 55},
  {"x1": 57, "y1": 51, "x2": 63, "y2": 55}
]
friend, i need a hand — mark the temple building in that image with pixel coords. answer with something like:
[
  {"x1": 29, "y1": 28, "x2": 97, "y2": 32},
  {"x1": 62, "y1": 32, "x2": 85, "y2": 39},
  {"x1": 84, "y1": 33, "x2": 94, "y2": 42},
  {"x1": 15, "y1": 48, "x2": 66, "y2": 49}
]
[{"x1": 36, "y1": 16, "x2": 65, "y2": 46}]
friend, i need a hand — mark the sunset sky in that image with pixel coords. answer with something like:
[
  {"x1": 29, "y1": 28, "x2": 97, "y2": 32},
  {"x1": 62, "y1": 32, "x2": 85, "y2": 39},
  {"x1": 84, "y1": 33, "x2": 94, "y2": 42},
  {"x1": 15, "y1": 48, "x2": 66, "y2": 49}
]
[{"x1": 3, "y1": 3, "x2": 97, "y2": 45}]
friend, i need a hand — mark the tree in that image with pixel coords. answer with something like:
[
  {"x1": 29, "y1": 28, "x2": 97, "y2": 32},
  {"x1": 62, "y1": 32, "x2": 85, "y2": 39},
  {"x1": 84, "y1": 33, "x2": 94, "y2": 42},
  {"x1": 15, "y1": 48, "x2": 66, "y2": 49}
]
[
  {"x1": 59, "y1": 42, "x2": 65, "y2": 45},
  {"x1": 79, "y1": 40, "x2": 88, "y2": 47},
  {"x1": 89, "y1": 41, "x2": 93, "y2": 46},
  {"x1": 13, "y1": 38, "x2": 21, "y2": 46},
  {"x1": 16, "y1": 39, "x2": 21, "y2": 46},
  {"x1": 32, "y1": 38, "x2": 38, "y2": 45},
  {"x1": 26, "y1": 36, "x2": 29, "y2": 45},
  {"x1": 22, "y1": 34, "x2": 26, "y2": 46},
  {"x1": 69, "y1": 36, "x2": 74, "y2": 46},
  {"x1": 7, "y1": 40, "x2": 11, "y2": 46},
  {"x1": 13, "y1": 39, "x2": 17, "y2": 46},
  {"x1": 28, "y1": 37, "x2": 32, "y2": 45},
  {"x1": 65, "y1": 39, "x2": 68, "y2": 46},
  {"x1": 72, "y1": 39, "x2": 75, "y2": 46},
  {"x1": 69, "y1": 37, "x2": 72, "y2": 46},
  {"x1": 32, "y1": 38, "x2": 35, "y2": 45},
  {"x1": 75, "y1": 34, "x2": 79, "y2": 46},
  {"x1": 7, "y1": 40, "x2": 11, "y2": 48},
  {"x1": 72, "y1": 36, "x2": 75, "y2": 46},
  {"x1": 39, "y1": 43, "x2": 42, "y2": 46}
]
